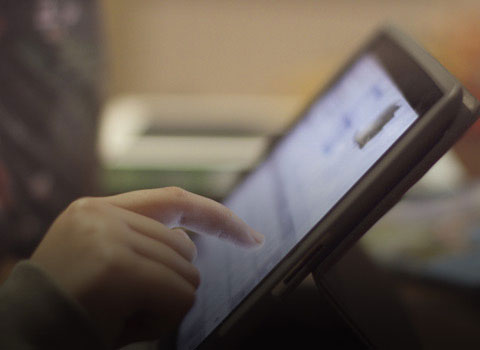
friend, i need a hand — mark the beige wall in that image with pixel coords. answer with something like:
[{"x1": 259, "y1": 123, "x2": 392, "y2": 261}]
[{"x1": 100, "y1": 0, "x2": 480, "y2": 99}]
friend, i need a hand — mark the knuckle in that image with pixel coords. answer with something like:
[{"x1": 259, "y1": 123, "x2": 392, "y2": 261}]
[
  {"x1": 190, "y1": 265, "x2": 201, "y2": 288},
  {"x1": 163, "y1": 186, "x2": 188, "y2": 200},
  {"x1": 90, "y1": 233, "x2": 124, "y2": 275},
  {"x1": 71, "y1": 210, "x2": 109, "y2": 236},
  {"x1": 188, "y1": 240, "x2": 198, "y2": 262},
  {"x1": 66, "y1": 201, "x2": 125, "y2": 271},
  {"x1": 174, "y1": 229, "x2": 198, "y2": 261},
  {"x1": 67, "y1": 197, "x2": 101, "y2": 214}
]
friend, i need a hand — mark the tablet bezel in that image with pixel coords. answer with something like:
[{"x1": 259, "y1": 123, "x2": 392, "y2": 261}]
[{"x1": 189, "y1": 26, "x2": 475, "y2": 349}]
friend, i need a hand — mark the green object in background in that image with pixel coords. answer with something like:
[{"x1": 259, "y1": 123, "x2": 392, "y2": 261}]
[{"x1": 101, "y1": 166, "x2": 244, "y2": 201}]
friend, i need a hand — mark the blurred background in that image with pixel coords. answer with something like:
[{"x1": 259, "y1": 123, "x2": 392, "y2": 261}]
[
  {"x1": 1, "y1": 0, "x2": 480, "y2": 348},
  {"x1": 98, "y1": 0, "x2": 480, "y2": 196}
]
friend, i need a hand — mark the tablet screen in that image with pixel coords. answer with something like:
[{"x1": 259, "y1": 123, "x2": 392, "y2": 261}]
[{"x1": 178, "y1": 51, "x2": 421, "y2": 350}]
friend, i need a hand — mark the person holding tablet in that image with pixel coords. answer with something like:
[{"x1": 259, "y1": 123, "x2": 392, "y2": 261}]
[
  {"x1": 0, "y1": 187, "x2": 264, "y2": 349},
  {"x1": 1, "y1": 10, "x2": 478, "y2": 348},
  {"x1": 0, "y1": 2, "x2": 264, "y2": 348}
]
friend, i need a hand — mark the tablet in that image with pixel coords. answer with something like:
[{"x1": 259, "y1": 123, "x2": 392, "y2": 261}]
[{"x1": 177, "y1": 26, "x2": 480, "y2": 349}]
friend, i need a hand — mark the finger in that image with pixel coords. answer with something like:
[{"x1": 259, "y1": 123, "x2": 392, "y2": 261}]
[
  {"x1": 100, "y1": 203, "x2": 197, "y2": 262},
  {"x1": 171, "y1": 229, "x2": 197, "y2": 262},
  {"x1": 104, "y1": 187, "x2": 264, "y2": 248},
  {"x1": 127, "y1": 230, "x2": 200, "y2": 288},
  {"x1": 127, "y1": 253, "x2": 196, "y2": 329}
]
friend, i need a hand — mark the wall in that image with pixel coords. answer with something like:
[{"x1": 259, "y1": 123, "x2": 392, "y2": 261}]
[{"x1": 100, "y1": 0, "x2": 480, "y2": 99}]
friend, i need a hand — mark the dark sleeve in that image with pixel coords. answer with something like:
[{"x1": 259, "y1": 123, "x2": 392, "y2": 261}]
[{"x1": 0, "y1": 261, "x2": 107, "y2": 350}]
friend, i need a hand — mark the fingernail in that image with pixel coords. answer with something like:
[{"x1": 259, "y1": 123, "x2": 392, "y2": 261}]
[{"x1": 250, "y1": 229, "x2": 265, "y2": 245}]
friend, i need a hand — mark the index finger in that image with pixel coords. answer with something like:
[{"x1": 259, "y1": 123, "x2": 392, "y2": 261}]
[{"x1": 103, "y1": 187, "x2": 264, "y2": 248}]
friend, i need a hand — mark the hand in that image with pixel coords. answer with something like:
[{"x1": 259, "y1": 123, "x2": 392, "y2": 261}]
[{"x1": 30, "y1": 187, "x2": 264, "y2": 347}]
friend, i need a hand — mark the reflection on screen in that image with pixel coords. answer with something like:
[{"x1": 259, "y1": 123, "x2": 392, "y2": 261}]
[{"x1": 177, "y1": 54, "x2": 418, "y2": 350}]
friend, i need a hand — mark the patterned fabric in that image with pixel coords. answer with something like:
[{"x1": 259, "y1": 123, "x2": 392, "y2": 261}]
[{"x1": 0, "y1": 0, "x2": 103, "y2": 257}]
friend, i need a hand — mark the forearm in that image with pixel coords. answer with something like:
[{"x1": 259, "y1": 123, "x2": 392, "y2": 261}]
[{"x1": 0, "y1": 261, "x2": 106, "y2": 350}]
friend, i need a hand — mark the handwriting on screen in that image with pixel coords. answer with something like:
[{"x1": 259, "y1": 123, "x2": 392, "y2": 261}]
[
  {"x1": 355, "y1": 103, "x2": 401, "y2": 149},
  {"x1": 177, "y1": 54, "x2": 418, "y2": 350},
  {"x1": 322, "y1": 84, "x2": 401, "y2": 153}
]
